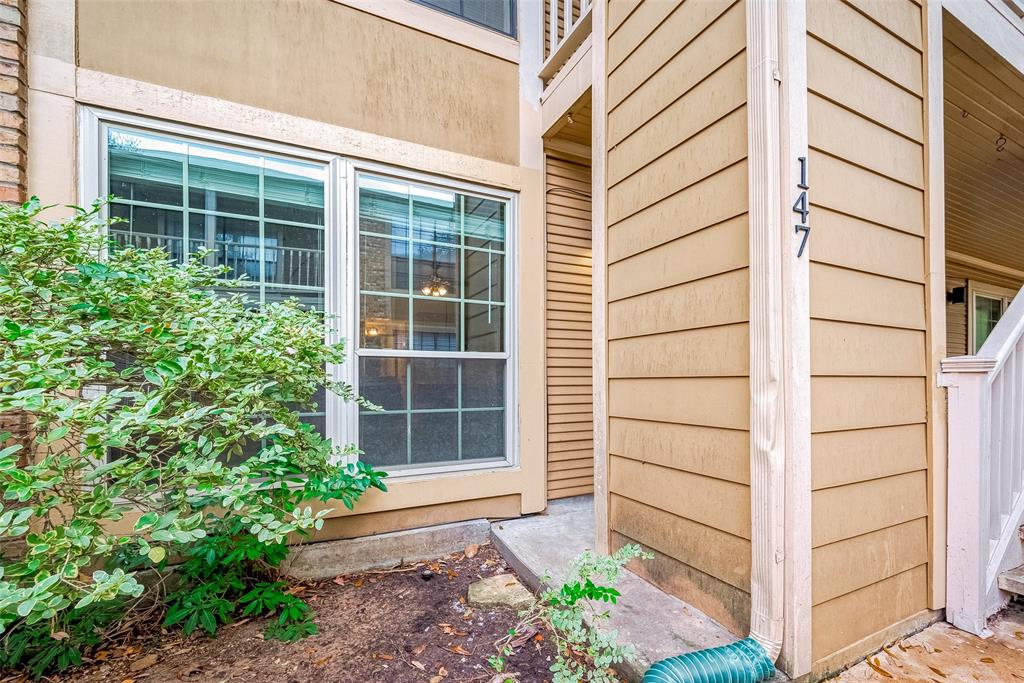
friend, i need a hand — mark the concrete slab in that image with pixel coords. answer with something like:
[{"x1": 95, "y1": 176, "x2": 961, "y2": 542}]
[
  {"x1": 835, "y1": 602, "x2": 1024, "y2": 682},
  {"x1": 282, "y1": 518, "x2": 491, "y2": 579},
  {"x1": 490, "y1": 496, "x2": 785, "y2": 682}
]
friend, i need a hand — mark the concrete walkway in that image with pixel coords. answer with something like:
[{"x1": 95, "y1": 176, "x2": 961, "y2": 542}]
[
  {"x1": 835, "y1": 602, "x2": 1024, "y2": 682},
  {"x1": 491, "y1": 496, "x2": 785, "y2": 681}
]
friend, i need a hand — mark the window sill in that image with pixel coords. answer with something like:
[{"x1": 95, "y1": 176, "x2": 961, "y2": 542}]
[{"x1": 376, "y1": 458, "x2": 516, "y2": 482}]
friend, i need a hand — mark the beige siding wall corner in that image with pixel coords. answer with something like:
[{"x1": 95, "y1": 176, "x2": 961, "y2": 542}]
[
  {"x1": 603, "y1": 0, "x2": 751, "y2": 636},
  {"x1": 807, "y1": 0, "x2": 931, "y2": 666},
  {"x1": 76, "y1": 0, "x2": 520, "y2": 165}
]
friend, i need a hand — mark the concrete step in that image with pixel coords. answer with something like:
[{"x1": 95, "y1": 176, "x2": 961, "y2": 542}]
[
  {"x1": 490, "y1": 496, "x2": 788, "y2": 682},
  {"x1": 998, "y1": 564, "x2": 1024, "y2": 595}
]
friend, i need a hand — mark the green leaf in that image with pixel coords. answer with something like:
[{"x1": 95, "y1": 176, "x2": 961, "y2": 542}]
[
  {"x1": 147, "y1": 546, "x2": 166, "y2": 563},
  {"x1": 43, "y1": 425, "x2": 71, "y2": 443}
]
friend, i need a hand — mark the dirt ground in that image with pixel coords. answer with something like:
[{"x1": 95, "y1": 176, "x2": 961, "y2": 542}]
[
  {"x1": 21, "y1": 543, "x2": 568, "y2": 683},
  {"x1": 835, "y1": 601, "x2": 1024, "y2": 682}
]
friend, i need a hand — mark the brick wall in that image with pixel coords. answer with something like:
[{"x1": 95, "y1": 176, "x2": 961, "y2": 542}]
[{"x1": 0, "y1": 0, "x2": 25, "y2": 204}]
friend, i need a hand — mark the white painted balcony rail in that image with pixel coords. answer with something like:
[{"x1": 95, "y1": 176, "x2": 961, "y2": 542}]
[
  {"x1": 540, "y1": 0, "x2": 591, "y2": 81},
  {"x1": 942, "y1": 285, "x2": 1024, "y2": 636}
]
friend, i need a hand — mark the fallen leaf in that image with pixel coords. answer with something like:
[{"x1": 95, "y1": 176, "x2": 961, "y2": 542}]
[
  {"x1": 95, "y1": 650, "x2": 111, "y2": 661},
  {"x1": 929, "y1": 665, "x2": 947, "y2": 678},
  {"x1": 533, "y1": 634, "x2": 544, "y2": 642},
  {"x1": 226, "y1": 617, "x2": 251, "y2": 628},
  {"x1": 981, "y1": 657, "x2": 995, "y2": 664},
  {"x1": 881, "y1": 645, "x2": 897, "y2": 659},
  {"x1": 314, "y1": 656, "x2": 332, "y2": 668},
  {"x1": 444, "y1": 645, "x2": 471, "y2": 656},
  {"x1": 866, "y1": 657, "x2": 893, "y2": 679},
  {"x1": 439, "y1": 624, "x2": 467, "y2": 637},
  {"x1": 129, "y1": 654, "x2": 159, "y2": 672},
  {"x1": 1016, "y1": 631, "x2": 1024, "y2": 640},
  {"x1": 510, "y1": 628, "x2": 538, "y2": 648},
  {"x1": 465, "y1": 544, "x2": 479, "y2": 559},
  {"x1": 371, "y1": 653, "x2": 394, "y2": 660},
  {"x1": 412, "y1": 644, "x2": 427, "y2": 656},
  {"x1": 52, "y1": 631, "x2": 69, "y2": 641},
  {"x1": 121, "y1": 679, "x2": 135, "y2": 683},
  {"x1": 411, "y1": 660, "x2": 426, "y2": 671},
  {"x1": 332, "y1": 576, "x2": 346, "y2": 586},
  {"x1": 354, "y1": 578, "x2": 364, "y2": 588},
  {"x1": 447, "y1": 568, "x2": 459, "y2": 580}
]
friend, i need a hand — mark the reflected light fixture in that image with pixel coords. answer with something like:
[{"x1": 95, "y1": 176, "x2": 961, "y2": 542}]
[
  {"x1": 420, "y1": 272, "x2": 449, "y2": 297},
  {"x1": 366, "y1": 325, "x2": 380, "y2": 337}
]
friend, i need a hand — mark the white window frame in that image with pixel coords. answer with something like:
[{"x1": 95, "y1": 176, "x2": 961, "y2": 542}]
[
  {"x1": 79, "y1": 107, "x2": 519, "y2": 480},
  {"x1": 343, "y1": 159, "x2": 519, "y2": 479},
  {"x1": 968, "y1": 280, "x2": 1018, "y2": 354}
]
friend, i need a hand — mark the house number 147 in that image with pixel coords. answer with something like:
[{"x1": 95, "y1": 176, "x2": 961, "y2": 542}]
[{"x1": 793, "y1": 156, "x2": 810, "y2": 257}]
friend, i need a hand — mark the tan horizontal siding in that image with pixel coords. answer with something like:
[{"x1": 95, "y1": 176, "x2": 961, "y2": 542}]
[
  {"x1": 545, "y1": 155, "x2": 594, "y2": 500},
  {"x1": 807, "y1": 0, "x2": 929, "y2": 665},
  {"x1": 605, "y1": 0, "x2": 749, "y2": 636}
]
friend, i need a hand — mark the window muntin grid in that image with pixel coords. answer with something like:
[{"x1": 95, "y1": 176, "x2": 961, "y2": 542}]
[
  {"x1": 355, "y1": 173, "x2": 509, "y2": 469},
  {"x1": 104, "y1": 126, "x2": 328, "y2": 434}
]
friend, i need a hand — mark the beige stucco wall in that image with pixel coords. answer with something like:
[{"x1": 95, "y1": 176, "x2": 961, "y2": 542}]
[
  {"x1": 77, "y1": 0, "x2": 520, "y2": 166},
  {"x1": 602, "y1": 0, "x2": 751, "y2": 636},
  {"x1": 29, "y1": 0, "x2": 548, "y2": 535},
  {"x1": 807, "y1": 0, "x2": 932, "y2": 668}
]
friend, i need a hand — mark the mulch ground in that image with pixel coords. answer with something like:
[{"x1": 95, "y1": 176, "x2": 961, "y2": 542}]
[{"x1": 28, "y1": 543, "x2": 567, "y2": 683}]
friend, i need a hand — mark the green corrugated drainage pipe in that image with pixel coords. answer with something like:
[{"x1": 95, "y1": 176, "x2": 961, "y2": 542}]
[{"x1": 642, "y1": 637, "x2": 775, "y2": 683}]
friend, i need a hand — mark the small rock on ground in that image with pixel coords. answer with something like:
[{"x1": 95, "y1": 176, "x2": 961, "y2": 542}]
[{"x1": 468, "y1": 574, "x2": 534, "y2": 611}]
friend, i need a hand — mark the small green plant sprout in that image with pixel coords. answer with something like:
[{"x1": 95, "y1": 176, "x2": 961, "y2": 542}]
[
  {"x1": 492, "y1": 544, "x2": 651, "y2": 683},
  {"x1": 0, "y1": 199, "x2": 387, "y2": 676}
]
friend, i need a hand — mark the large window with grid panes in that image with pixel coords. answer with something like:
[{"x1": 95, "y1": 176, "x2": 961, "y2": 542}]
[{"x1": 95, "y1": 115, "x2": 514, "y2": 475}]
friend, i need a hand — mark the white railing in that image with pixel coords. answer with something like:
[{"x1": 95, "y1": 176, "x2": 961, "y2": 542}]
[
  {"x1": 942, "y1": 284, "x2": 1024, "y2": 636},
  {"x1": 110, "y1": 230, "x2": 324, "y2": 289},
  {"x1": 540, "y1": 0, "x2": 592, "y2": 80}
]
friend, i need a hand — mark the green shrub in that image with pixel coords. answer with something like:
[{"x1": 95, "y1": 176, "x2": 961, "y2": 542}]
[
  {"x1": 492, "y1": 544, "x2": 651, "y2": 683},
  {"x1": 0, "y1": 198, "x2": 387, "y2": 675}
]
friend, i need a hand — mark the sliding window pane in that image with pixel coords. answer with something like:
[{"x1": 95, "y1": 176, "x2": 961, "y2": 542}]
[
  {"x1": 464, "y1": 249, "x2": 503, "y2": 302},
  {"x1": 109, "y1": 203, "x2": 185, "y2": 262},
  {"x1": 188, "y1": 214, "x2": 262, "y2": 282},
  {"x1": 264, "y1": 223, "x2": 324, "y2": 289},
  {"x1": 412, "y1": 242, "x2": 459, "y2": 298},
  {"x1": 188, "y1": 143, "x2": 261, "y2": 216},
  {"x1": 411, "y1": 358, "x2": 458, "y2": 410},
  {"x1": 108, "y1": 129, "x2": 185, "y2": 207},
  {"x1": 464, "y1": 303, "x2": 503, "y2": 352},
  {"x1": 412, "y1": 298, "x2": 459, "y2": 351},
  {"x1": 358, "y1": 357, "x2": 408, "y2": 411},
  {"x1": 410, "y1": 412, "x2": 459, "y2": 464},
  {"x1": 361, "y1": 295, "x2": 409, "y2": 349},
  {"x1": 461, "y1": 410, "x2": 505, "y2": 461},
  {"x1": 412, "y1": 187, "x2": 458, "y2": 244},
  {"x1": 359, "y1": 177, "x2": 409, "y2": 238},
  {"x1": 462, "y1": 359, "x2": 504, "y2": 408},
  {"x1": 360, "y1": 235, "x2": 408, "y2": 294},
  {"x1": 360, "y1": 413, "x2": 408, "y2": 467},
  {"x1": 264, "y1": 158, "x2": 325, "y2": 225},
  {"x1": 264, "y1": 287, "x2": 323, "y2": 311},
  {"x1": 464, "y1": 196, "x2": 505, "y2": 250}
]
